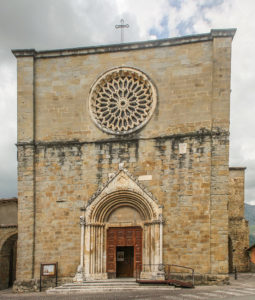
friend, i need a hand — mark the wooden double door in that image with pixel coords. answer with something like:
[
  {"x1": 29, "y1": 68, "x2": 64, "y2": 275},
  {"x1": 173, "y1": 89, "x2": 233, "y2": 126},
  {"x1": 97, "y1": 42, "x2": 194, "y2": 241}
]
[{"x1": 107, "y1": 227, "x2": 142, "y2": 278}]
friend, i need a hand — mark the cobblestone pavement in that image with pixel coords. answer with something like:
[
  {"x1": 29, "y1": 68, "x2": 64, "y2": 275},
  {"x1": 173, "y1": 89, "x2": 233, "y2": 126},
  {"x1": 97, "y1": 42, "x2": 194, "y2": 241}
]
[{"x1": 1, "y1": 273, "x2": 255, "y2": 300}]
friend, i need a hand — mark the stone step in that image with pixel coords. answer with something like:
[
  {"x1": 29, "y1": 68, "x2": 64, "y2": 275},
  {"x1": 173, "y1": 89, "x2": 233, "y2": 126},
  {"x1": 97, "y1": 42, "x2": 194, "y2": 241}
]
[
  {"x1": 68, "y1": 281, "x2": 137, "y2": 285},
  {"x1": 47, "y1": 286, "x2": 174, "y2": 294},
  {"x1": 60, "y1": 283, "x2": 138, "y2": 287},
  {"x1": 82, "y1": 278, "x2": 136, "y2": 282},
  {"x1": 51, "y1": 283, "x2": 139, "y2": 289},
  {"x1": 53, "y1": 284, "x2": 139, "y2": 289},
  {"x1": 47, "y1": 281, "x2": 175, "y2": 294}
]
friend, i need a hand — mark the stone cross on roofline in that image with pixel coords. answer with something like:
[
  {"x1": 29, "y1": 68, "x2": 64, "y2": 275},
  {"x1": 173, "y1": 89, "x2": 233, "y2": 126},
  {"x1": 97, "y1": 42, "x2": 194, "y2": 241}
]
[{"x1": 115, "y1": 19, "x2": 129, "y2": 43}]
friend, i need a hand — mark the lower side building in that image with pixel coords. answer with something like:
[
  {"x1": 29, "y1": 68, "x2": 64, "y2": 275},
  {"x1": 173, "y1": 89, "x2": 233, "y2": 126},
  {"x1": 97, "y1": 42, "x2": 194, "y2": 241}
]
[{"x1": 0, "y1": 198, "x2": 18, "y2": 290}]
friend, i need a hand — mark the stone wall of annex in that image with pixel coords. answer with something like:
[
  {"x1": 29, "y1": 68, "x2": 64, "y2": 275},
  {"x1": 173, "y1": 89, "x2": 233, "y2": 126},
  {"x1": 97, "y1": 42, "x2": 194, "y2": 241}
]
[
  {"x1": 229, "y1": 167, "x2": 249, "y2": 272},
  {"x1": 13, "y1": 29, "x2": 235, "y2": 287},
  {"x1": 0, "y1": 198, "x2": 18, "y2": 290}
]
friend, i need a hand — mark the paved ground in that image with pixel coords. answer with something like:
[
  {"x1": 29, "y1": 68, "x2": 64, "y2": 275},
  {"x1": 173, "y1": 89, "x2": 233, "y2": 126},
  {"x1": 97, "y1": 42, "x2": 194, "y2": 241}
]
[{"x1": 1, "y1": 273, "x2": 255, "y2": 300}]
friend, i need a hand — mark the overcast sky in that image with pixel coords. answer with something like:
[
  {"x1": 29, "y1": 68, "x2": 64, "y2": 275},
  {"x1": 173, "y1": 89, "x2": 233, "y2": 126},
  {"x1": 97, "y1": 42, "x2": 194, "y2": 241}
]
[{"x1": 0, "y1": 0, "x2": 255, "y2": 204}]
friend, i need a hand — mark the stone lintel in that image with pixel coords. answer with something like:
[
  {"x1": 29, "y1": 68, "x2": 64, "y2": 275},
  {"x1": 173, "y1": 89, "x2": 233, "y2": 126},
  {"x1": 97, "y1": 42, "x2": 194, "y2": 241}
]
[
  {"x1": 229, "y1": 167, "x2": 247, "y2": 170},
  {"x1": 12, "y1": 29, "x2": 236, "y2": 59}
]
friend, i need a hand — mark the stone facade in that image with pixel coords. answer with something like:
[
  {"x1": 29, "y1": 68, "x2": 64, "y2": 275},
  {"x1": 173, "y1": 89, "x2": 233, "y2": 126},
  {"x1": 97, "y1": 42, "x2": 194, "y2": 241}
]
[
  {"x1": 0, "y1": 198, "x2": 18, "y2": 290},
  {"x1": 12, "y1": 28, "x2": 249, "y2": 290},
  {"x1": 228, "y1": 167, "x2": 249, "y2": 272}
]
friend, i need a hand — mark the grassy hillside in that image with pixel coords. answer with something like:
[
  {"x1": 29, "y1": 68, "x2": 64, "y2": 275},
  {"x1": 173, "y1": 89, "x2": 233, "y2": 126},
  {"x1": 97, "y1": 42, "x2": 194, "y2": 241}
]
[{"x1": 245, "y1": 203, "x2": 255, "y2": 246}]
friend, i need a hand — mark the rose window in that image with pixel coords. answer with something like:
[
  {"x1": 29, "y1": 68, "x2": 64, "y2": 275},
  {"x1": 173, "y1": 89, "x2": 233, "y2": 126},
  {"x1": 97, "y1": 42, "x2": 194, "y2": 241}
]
[{"x1": 89, "y1": 67, "x2": 157, "y2": 135}]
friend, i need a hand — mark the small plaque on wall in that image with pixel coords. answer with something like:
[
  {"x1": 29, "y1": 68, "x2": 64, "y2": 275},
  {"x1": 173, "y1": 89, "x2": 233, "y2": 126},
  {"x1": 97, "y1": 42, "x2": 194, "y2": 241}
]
[
  {"x1": 138, "y1": 175, "x2": 152, "y2": 181},
  {"x1": 179, "y1": 143, "x2": 187, "y2": 154}
]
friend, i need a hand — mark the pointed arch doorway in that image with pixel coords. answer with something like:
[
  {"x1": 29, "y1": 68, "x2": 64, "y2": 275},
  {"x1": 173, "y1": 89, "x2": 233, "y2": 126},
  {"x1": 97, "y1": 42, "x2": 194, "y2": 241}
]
[{"x1": 78, "y1": 169, "x2": 163, "y2": 280}]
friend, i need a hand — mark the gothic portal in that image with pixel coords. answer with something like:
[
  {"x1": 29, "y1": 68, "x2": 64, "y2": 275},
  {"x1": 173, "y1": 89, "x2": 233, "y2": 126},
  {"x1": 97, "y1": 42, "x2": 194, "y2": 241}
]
[{"x1": 80, "y1": 169, "x2": 162, "y2": 280}]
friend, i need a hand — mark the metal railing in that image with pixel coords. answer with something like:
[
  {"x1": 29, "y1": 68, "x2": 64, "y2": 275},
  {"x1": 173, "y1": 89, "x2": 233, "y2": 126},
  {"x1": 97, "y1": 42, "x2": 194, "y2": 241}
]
[
  {"x1": 165, "y1": 264, "x2": 194, "y2": 286},
  {"x1": 136, "y1": 263, "x2": 164, "y2": 279},
  {"x1": 136, "y1": 263, "x2": 195, "y2": 287}
]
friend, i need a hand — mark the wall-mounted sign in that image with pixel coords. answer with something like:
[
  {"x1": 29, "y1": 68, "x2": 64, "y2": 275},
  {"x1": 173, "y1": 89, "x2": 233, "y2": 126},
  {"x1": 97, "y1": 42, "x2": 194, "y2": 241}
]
[
  {"x1": 40, "y1": 263, "x2": 58, "y2": 292},
  {"x1": 41, "y1": 263, "x2": 57, "y2": 276},
  {"x1": 117, "y1": 251, "x2": 124, "y2": 262}
]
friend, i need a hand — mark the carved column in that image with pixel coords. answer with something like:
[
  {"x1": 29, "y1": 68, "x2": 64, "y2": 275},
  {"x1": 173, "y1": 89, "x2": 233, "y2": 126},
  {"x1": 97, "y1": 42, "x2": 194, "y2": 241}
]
[
  {"x1": 80, "y1": 216, "x2": 85, "y2": 269},
  {"x1": 159, "y1": 213, "x2": 163, "y2": 266},
  {"x1": 84, "y1": 224, "x2": 91, "y2": 279},
  {"x1": 74, "y1": 216, "x2": 85, "y2": 282}
]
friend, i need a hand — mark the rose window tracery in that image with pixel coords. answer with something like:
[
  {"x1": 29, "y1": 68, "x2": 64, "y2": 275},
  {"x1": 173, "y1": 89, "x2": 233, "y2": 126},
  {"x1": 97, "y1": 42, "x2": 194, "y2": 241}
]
[{"x1": 89, "y1": 67, "x2": 157, "y2": 135}]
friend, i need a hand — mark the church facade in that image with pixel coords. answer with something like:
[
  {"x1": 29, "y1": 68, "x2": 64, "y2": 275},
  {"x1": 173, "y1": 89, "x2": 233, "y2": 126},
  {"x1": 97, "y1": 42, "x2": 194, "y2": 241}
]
[{"x1": 12, "y1": 28, "x2": 249, "y2": 290}]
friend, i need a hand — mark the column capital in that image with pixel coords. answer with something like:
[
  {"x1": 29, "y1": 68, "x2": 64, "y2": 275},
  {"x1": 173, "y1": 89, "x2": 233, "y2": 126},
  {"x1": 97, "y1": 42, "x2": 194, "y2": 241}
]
[
  {"x1": 80, "y1": 216, "x2": 86, "y2": 226},
  {"x1": 159, "y1": 213, "x2": 165, "y2": 224}
]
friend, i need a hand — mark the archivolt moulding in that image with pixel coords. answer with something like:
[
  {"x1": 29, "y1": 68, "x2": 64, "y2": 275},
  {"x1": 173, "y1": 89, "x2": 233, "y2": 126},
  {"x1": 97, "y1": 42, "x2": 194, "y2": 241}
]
[
  {"x1": 0, "y1": 229, "x2": 17, "y2": 252},
  {"x1": 84, "y1": 168, "x2": 161, "y2": 223}
]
